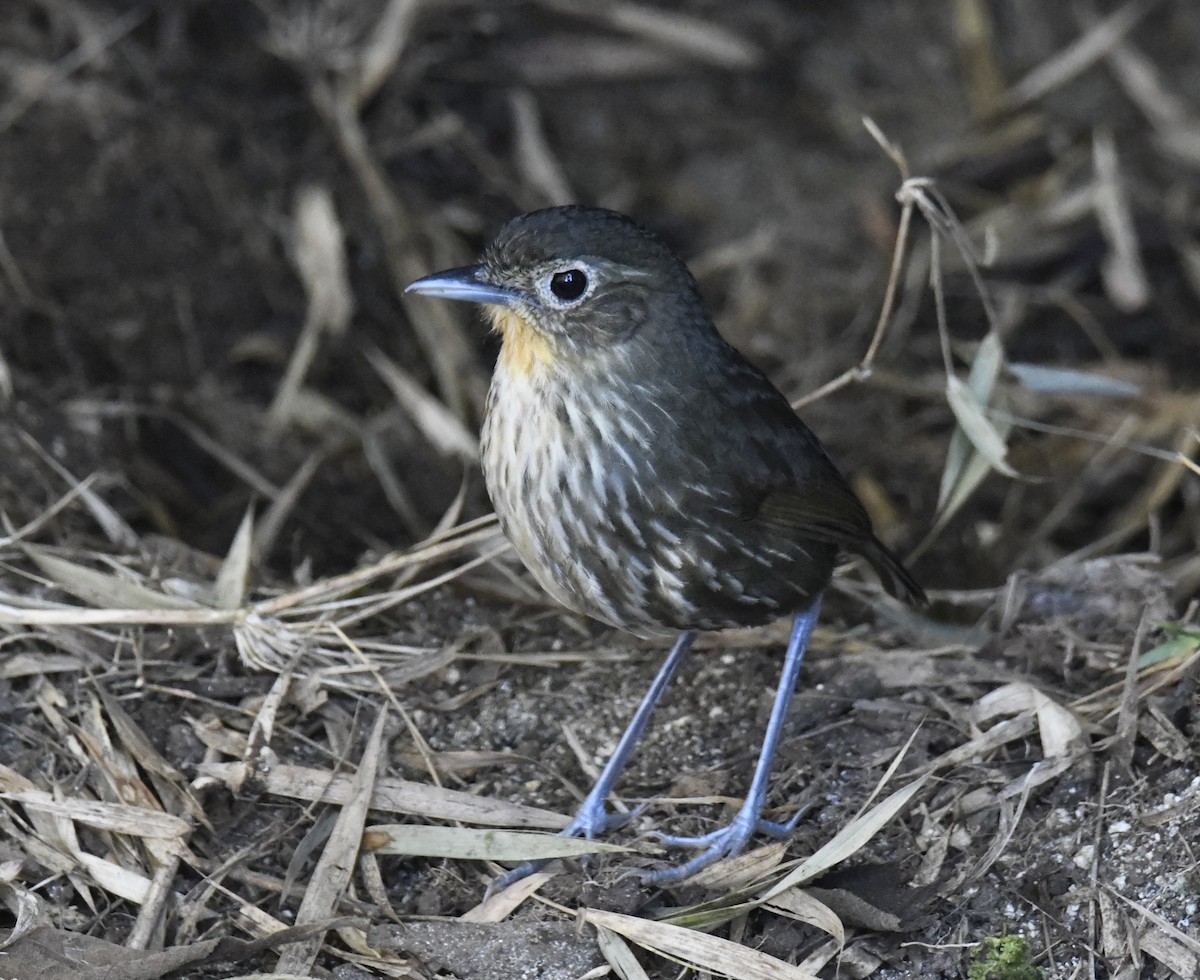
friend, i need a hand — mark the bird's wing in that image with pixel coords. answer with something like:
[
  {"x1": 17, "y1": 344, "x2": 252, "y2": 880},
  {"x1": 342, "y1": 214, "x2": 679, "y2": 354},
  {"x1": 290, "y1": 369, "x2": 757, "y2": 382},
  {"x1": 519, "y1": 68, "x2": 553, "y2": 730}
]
[{"x1": 752, "y1": 481, "x2": 926, "y2": 605}]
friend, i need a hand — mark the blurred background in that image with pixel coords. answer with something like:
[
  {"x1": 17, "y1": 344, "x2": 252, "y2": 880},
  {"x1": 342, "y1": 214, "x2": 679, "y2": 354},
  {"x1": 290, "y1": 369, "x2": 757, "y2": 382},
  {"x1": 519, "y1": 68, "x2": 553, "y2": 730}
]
[{"x1": 3, "y1": 0, "x2": 1197, "y2": 600}]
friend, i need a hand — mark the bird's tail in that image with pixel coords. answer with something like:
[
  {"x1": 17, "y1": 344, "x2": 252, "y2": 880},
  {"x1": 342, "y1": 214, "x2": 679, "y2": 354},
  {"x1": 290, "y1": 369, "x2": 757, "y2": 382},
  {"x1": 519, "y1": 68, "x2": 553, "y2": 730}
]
[{"x1": 863, "y1": 537, "x2": 927, "y2": 606}]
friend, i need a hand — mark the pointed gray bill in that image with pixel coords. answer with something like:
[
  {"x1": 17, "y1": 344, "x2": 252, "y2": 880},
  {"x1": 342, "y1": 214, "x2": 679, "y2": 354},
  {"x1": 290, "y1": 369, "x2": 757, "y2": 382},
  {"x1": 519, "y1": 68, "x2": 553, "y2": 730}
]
[{"x1": 404, "y1": 265, "x2": 521, "y2": 307}]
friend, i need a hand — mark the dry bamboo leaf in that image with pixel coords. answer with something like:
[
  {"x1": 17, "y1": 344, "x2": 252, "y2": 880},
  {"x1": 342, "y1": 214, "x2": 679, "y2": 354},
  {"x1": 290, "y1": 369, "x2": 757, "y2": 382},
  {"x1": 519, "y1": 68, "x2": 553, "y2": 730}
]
[
  {"x1": 214, "y1": 507, "x2": 255, "y2": 610},
  {"x1": 1106, "y1": 886, "x2": 1200, "y2": 957},
  {"x1": 934, "y1": 332, "x2": 1010, "y2": 531},
  {"x1": 26, "y1": 550, "x2": 202, "y2": 611},
  {"x1": 460, "y1": 870, "x2": 555, "y2": 923},
  {"x1": 595, "y1": 924, "x2": 652, "y2": 980},
  {"x1": 1137, "y1": 705, "x2": 1193, "y2": 761},
  {"x1": 0, "y1": 652, "x2": 86, "y2": 677},
  {"x1": 797, "y1": 936, "x2": 843, "y2": 975},
  {"x1": 365, "y1": 824, "x2": 628, "y2": 861},
  {"x1": 1138, "y1": 926, "x2": 1200, "y2": 976},
  {"x1": 294, "y1": 185, "x2": 353, "y2": 333},
  {"x1": 945, "y1": 375, "x2": 1017, "y2": 479},
  {"x1": 0, "y1": 877, "x2": 46, "y2": 952},
  {"x1": 194, "y1": 762, "x2": 568, "y2": 829},
  {"x1": 952, "y1": 0, "x2": 1006, "y2": 117},
  {"x1": 764, "y1": 888, "x2": 845, "y2": 948},
  {"x1": 972, "y1": 682, "x2": 1084, "y2": 758},
  {"x1": 186, "y1": 716, "x2": 247, "y2": 757},
  {"x1": 930, "y1": 714, "x2": 1038, "y2": 782},
  {"x1": 583, "y1": 908, "x2": 820, "y2": 980},
  {"x1": 72, "y1": 849, "x2": 152, "y2": 904},
  {"x1": 0, "y1": 792, "x2": 190, "y2": 840},
  {"x1": 684, "y1": 841, "x2": 789, "y2": 892},
  {"x1": 1007, "y1": 362, "x2": 1141, "y2": 396}
]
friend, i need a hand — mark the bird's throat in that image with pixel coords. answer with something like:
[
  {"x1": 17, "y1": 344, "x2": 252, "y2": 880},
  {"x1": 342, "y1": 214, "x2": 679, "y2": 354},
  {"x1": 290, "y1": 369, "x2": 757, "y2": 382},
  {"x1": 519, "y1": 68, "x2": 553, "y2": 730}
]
[{"x1": 489, "y1": 307, "x2": 556, "y2": 378}]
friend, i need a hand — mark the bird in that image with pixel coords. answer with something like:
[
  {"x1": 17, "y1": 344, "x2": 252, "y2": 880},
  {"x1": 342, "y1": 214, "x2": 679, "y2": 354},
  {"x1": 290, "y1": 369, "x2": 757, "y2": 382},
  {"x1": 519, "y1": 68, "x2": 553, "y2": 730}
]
[{"x1": 405, "y1": 206, "x2": 923, "y2": 887}]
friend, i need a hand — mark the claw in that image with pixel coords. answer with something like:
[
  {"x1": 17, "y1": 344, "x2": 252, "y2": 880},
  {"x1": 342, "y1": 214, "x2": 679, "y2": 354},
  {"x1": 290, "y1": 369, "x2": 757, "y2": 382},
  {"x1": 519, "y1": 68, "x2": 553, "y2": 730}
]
[{"x1": 485, "y1": 802, "x2": 649, "y2": 896}]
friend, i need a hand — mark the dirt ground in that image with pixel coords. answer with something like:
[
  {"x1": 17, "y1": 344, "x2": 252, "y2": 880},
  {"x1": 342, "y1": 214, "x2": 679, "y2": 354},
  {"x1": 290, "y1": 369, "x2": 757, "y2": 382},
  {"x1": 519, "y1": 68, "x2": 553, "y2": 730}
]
[{"x1": 1, "y1": 1, "x2": 1199, "y2": 978}]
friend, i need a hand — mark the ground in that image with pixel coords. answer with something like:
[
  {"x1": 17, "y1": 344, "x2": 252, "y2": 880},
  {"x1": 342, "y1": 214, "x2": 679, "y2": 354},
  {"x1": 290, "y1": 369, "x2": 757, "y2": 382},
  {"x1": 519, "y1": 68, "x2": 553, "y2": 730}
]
[{"x1": 1, "y1": 2, "x2": 1199, "y2": 978}]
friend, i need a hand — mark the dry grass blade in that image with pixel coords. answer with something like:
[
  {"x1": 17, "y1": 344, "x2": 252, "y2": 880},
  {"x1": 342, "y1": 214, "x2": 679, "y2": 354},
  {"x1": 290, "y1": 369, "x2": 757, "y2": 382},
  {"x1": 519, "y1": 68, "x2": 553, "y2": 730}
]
[
  {"x1": 0, "y1": 474, "x2": 95, "y2": 547},
  {"x1": 268, "y1": 184, "x2": 354, "y2": 430},
  {"x1": 366, "y1": 824, "x2": 628, "y2": 861},
  {"x1": 351, "y1": 0, "x2": 420, "y2": 108},
  {"x1": 254, "y1": 521, "x2": 501, "y2": 616},
  {"x1": 1093, "y1": 128, "x2": 1150, "y2": 311},
  {"x1": 511, "y1": 89, "x2": 575, "y2": 206},
  {"x1": 0, "y1": 6, "x2": 148, "y2": 134},
  {"x1": 792, "y1": 118, "x2": 912, "y2": 410},
  {"x1": 952, "y1": 0, "x2": 1006, "y2": 117},
  {"x1": 255, "y1": 447, "x2": 326, "y2": 563},
  {"x1": 368, "y1": 344, "x2": 480, "y2": 460},
  {"x1": 583, "y1": 908, "x2": 821, "y2": 980},
  {"x1": 1006, "y1": 0, "x2": 1155, "y2": 109},
  {"x1": 303, "y1": 73, "x2": 484, "y2": 419},
  {"x1": 544, "y1": 0, "x2": 763, "y2": 69}
]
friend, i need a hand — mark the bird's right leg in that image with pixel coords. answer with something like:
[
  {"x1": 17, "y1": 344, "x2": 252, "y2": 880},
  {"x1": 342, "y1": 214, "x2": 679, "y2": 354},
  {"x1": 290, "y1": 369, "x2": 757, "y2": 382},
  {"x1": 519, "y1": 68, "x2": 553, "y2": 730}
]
[{"x1": 488, "y1": 630, "x2": 695, "y2": 893}]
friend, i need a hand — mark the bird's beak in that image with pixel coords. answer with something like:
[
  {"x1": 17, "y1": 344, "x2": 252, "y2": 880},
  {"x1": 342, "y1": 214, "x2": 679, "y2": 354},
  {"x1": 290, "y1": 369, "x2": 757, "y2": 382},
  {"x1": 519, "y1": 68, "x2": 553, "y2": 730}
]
[{"x1": 404, "y1": 265, "x2": 521, "y2": 307}]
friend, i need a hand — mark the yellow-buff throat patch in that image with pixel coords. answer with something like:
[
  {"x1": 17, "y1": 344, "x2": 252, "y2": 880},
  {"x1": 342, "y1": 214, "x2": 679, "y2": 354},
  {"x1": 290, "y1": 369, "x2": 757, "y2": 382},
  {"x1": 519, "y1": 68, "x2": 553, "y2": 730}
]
[{"x1": 489, "y1": 307, "x2": 555, "y2": 377}]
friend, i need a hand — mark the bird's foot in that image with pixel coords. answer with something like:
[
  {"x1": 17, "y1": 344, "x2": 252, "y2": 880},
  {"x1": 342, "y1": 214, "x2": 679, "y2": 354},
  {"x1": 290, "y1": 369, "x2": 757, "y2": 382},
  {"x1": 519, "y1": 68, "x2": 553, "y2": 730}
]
[
  {"x1": 639, "y1": 802, "x2": 810, "y2": 885},
  {"x1": 566, "y1": 796, "x2": 644, "y2": 840},
  {"x1": 486, "y1": 799, "x2": 645, "y2": 896}
]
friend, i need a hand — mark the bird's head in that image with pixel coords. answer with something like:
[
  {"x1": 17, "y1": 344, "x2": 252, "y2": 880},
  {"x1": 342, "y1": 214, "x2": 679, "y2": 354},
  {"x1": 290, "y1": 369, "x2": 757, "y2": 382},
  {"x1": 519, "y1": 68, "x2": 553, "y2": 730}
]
[{"x1": 405, "y1": 207, "x2": 709, "y2": 379}]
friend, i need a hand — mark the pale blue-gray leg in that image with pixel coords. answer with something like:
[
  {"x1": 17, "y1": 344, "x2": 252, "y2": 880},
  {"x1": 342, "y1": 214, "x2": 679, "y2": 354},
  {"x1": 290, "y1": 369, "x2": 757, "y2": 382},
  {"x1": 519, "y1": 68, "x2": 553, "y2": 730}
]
[
  {"x1": 642, "y1": 599, "x2": 822, "y2": 885},
  {"x1": 488, "y1": 630, "x2": 696, "y2": 894}
]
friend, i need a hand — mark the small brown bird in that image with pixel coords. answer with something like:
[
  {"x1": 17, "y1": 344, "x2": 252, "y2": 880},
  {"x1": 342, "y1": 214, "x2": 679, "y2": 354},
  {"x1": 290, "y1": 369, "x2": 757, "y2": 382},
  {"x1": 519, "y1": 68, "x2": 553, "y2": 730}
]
[{"x1": 406, "y1": 206, "x2": 923, "y2": 886}]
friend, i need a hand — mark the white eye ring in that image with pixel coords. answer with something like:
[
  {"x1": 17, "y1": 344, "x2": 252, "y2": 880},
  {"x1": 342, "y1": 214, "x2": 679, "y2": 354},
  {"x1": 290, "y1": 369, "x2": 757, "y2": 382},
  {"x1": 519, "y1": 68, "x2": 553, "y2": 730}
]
[{"x1": 541, "y1": 264, "x2": 595, "y2": 307}]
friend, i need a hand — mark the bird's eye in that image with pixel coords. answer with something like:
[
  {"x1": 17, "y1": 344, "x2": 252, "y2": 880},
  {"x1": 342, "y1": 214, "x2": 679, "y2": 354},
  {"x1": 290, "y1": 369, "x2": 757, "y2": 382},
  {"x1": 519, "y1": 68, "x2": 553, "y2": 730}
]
[{"x1": 549, "y1": 268, "x2": 588, "y2": 302}]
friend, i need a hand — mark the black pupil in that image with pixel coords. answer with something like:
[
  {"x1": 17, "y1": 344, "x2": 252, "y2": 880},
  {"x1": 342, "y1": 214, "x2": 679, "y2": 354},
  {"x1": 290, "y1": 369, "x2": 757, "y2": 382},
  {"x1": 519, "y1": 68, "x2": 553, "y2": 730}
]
[{"x1": 550, "y1": 269, "x2": 587, "y2": 301}]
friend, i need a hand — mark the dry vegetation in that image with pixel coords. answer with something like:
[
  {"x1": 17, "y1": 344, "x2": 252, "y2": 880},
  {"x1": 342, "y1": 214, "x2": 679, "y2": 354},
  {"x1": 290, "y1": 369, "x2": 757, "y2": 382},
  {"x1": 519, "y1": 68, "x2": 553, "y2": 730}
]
[{"x1": 1, "y1": 1, "x2": 1199, "y2": 978}]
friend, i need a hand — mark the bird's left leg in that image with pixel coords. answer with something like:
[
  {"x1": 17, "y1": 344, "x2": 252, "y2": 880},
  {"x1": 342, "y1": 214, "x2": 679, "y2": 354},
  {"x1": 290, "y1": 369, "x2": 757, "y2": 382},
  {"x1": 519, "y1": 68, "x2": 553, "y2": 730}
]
[
  {"x1": 488, "y1": 629, "x2": 695, "y2": 894},
  {"x1": 641, "y1": 598, "x2": 822, "y2": 885}
]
